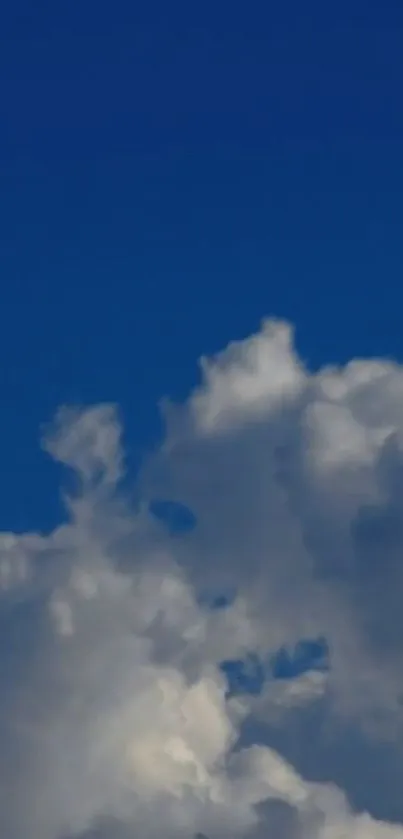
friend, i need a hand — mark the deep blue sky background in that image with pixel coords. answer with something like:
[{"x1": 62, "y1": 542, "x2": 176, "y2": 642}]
[{"x1": 1, "y1": 0, "x2": 402, "y2": 532}]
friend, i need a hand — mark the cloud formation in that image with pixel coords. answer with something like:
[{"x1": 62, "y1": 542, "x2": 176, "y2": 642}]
[{"x1": 3, "y1": 320, "x2": 403, "y2": 837}]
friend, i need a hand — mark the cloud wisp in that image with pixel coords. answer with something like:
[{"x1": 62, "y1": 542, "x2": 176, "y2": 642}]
[{"x1": 3, "y1": 320, "x2": 403, "y2": 837}]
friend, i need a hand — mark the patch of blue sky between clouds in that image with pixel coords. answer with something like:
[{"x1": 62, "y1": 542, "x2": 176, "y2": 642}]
[
  {"x1": 198, "y1": 587, "x2": 237, "y2": 610},
  {"x1": 221, "y1": 638, "x2": 329, "y2": 697}
]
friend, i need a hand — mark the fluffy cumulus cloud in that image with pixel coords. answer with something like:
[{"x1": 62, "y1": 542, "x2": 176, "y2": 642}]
[{"x1": 3, "y1": 319, "x2": 403, "y2": 838}]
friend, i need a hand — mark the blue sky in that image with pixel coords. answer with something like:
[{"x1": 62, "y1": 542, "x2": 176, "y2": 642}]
[
  {"x1": 1, "y1": 0, "x2": 403, "y2": 533},
  {"x1": 2, "y1": 5, "x2": 403, "y2": 838}
]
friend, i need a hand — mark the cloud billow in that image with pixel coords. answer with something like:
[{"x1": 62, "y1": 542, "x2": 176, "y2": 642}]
[{"x1": 2, "y1": 320, "x2": 403, "y2": 837}]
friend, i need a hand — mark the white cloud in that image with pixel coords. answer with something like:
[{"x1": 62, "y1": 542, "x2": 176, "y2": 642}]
[{"x1": 2, "y1": 320, "x2": 403, "y2": 837}]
